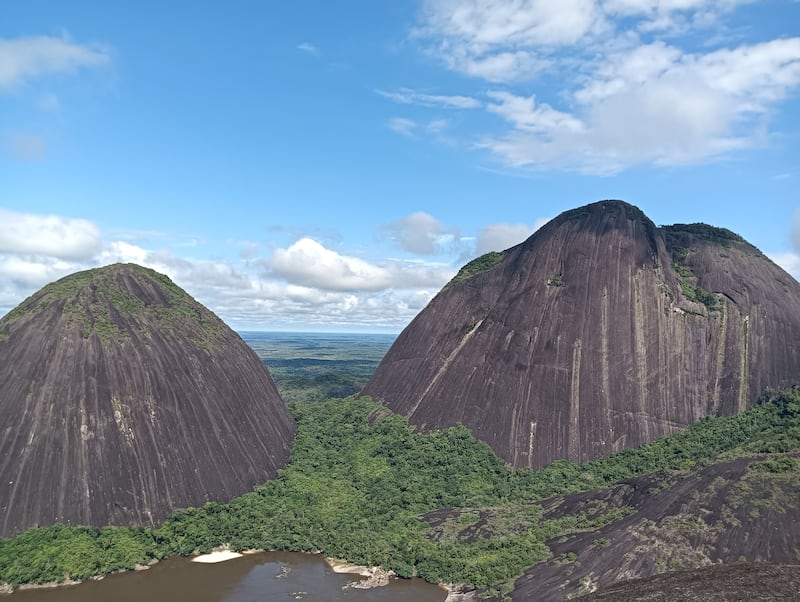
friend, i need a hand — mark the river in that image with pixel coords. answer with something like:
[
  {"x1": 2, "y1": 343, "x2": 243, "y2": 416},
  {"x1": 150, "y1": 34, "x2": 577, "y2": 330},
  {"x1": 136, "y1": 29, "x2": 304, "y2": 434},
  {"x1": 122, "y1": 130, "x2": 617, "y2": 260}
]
[{"x1": 6, "y1": 552, "x2": 447, "y2": 602}]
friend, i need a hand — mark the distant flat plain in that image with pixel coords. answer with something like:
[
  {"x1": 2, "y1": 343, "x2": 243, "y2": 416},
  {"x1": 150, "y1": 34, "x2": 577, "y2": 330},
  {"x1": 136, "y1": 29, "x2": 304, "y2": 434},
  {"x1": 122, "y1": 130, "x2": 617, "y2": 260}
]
[{"x1": 239, "y1": 331, "x2": 396, "y2": 403}]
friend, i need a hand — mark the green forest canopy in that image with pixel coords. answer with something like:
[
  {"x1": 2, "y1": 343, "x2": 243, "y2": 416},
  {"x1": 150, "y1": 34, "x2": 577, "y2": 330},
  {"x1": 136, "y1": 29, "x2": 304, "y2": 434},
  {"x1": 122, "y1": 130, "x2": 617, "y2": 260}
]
[{"x1": 2, "y1": 388, "x2": 800, "y2": 596}]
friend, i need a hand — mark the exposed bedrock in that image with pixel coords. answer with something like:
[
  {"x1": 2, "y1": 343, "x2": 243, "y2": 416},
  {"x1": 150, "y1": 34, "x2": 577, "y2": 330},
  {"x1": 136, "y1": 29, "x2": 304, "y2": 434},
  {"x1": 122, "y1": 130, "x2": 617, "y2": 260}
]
[
  {"x1": 364, "y1": 200, "x2": 800, "y2": 468},
  {"x1": 0, "y1": 263, "x2": 295, "y2": 539}
]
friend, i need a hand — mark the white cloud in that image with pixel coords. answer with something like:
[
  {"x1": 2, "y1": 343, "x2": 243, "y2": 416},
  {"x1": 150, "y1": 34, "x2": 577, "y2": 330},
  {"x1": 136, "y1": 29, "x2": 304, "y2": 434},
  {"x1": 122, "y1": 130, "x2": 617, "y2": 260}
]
[
  {"x1": 486, "y1": 91, "x2": 584, "y2": 134},
  {"x1": 417, "y1": 0, "x2": 605, "y2": 81},
  {"x1": 458, "y1": 50, "x2": 548, "y2": 82},
  {"x1": 0, "y1": 255, "x2": 74, "y2": 287},
  {"x1": 381, "y1": 212, "x2": 461, "y2": 255},
  {"x1": 0, "y1": 212, "x2": 452, "y2": 332},
  {"x1": 387, "y1": 117, "x2": 453, "y2": 138},
  {"x1": 377, "y1": 88, "x2": 481, "y2": 109},
  {"x1": 268, "y1": 237, "x2": 393, "y2": 291},
  {"x1": 297, "y1": 42, "x2": 319, "y2": 55},
  {"x1": 770, "y1": 252, "x2": 800, "y2": 281},
  {"x1": 0, "y1": 35, "x2": 110, "y2": 89},
  {"x1": 408, "y1": 1, "x2": 800, "y2": 173},
  {"x1": 388, "y1": 117, "x2": 418, "y2": 136},
  {"x1": 603, "y1": 0, "x2": 756, "y2": 34},
  {"x1": 101, "y1": 241, "x2": 150, "y2": 265},
  {"x1": 427, "y1": 118, "x2": 450, "y2": 134},
  {"x1": 764, "y1": 210, "x2": 800, "y2": 282},
  {"x1": 0, "y1": 209, "x2": 102, "y2": 260},
  {"x1": 419, "y1": 0, "x2": 604, "y2": 48},
  {"x1": 481, "y1": 38, "x2": 800, "y2": 173},
  {"x1": 384, "y1": 258, "x2": 455, "y2": 288},
  {"x1": 475, "y1": 217, "x2": 550, "y2": 254}
]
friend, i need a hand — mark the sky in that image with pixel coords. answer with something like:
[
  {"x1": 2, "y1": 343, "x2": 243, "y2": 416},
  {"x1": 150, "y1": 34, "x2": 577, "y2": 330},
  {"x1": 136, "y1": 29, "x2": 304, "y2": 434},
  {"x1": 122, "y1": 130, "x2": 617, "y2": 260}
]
[{"x1": 1, "y1": 1, "x2": 799, "y2": 333}]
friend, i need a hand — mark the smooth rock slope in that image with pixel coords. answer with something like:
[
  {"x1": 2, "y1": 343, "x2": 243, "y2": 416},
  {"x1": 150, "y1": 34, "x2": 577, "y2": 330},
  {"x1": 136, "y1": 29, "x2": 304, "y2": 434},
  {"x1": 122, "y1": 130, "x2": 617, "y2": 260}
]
[
  {"x1": 0, "y1": 263, "x2": 295, "y2": 538},
  {"x1": 363, "y1": 200, "x2": 800, "y2": 468}
]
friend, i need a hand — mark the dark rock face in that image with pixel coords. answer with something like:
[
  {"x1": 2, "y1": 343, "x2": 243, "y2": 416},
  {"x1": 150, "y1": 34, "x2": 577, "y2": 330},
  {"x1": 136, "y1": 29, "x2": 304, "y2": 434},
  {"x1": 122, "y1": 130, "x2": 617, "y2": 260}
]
[
  {"x1": 577, "y1": 563, "x2": 800, "y2": 601},
  {"x1": 0, "y1": 264, "x2": 295, "y2": 539},
  {"x1": 513, "y1": 454, "x2": 800, "y2": 600},
  {"x1": 364, "y1": 201, "x2": 800, "y2": 468}
]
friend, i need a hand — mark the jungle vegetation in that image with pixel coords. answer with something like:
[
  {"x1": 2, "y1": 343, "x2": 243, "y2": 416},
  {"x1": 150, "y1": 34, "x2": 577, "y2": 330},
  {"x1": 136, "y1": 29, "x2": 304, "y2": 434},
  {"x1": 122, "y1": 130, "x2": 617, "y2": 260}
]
[{"x1": 2, "y1": 388, "x2": 799, "y2": 597}]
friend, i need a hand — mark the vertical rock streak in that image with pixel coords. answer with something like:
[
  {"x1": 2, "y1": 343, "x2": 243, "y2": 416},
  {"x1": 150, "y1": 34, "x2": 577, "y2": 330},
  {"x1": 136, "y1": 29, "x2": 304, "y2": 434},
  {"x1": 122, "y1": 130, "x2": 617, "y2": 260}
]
[
  {"x1": 0, "y1": 264, "x2": 295, "y2": 538},
  {"x1": 364, "y1": 201, "x2": 800, "y2": 468}
]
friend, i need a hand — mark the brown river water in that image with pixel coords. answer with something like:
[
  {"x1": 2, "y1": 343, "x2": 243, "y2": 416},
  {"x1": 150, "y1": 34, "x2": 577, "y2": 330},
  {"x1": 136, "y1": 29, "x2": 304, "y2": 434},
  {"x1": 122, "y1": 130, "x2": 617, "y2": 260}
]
[{"x1": 7, "y1": 552, "x2": 447, "y2": 602}]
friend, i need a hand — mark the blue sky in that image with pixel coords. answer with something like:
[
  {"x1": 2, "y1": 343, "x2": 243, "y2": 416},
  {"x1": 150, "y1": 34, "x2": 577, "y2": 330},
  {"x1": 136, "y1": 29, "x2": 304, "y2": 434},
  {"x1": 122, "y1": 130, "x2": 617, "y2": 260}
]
[{"x1": 1, "y1": 1, "x2": 799, "y2": 332}]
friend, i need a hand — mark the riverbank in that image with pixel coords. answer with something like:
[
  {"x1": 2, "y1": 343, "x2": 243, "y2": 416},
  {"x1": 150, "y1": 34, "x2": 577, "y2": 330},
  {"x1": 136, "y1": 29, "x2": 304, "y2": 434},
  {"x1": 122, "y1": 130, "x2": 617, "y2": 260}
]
[
  {"x1": 0, "y1": 551, "x2": 448, "y2": 601},
  {"x1": 191, "y1": 550, "x2": 242, "y2": 563},
  {"x1": 0, "y1": 558, "x2": 160, "y2": 595},
  {"x1": 1, "y1": 550, "x2": 449, "y2": 596},
  {"x1": 325, "y1": 558, "x2": 395, "y2": 589},
  {"x1": 442, "y1": 584, "x2": 479, "y2": 602}
]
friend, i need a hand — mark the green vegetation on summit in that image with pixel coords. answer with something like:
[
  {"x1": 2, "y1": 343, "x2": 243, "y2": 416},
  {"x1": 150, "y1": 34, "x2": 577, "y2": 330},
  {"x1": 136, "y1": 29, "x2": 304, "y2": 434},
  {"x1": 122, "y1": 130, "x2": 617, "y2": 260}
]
[
  {"x1": 446, "y1": 251, "x2": 505, "y2": 287},
  {"x1": 1, "y1": 263, "x2": 221, "y2": 342},
  {"x1": 662, "y1": 223, "x2": 750, "y2": 250}
]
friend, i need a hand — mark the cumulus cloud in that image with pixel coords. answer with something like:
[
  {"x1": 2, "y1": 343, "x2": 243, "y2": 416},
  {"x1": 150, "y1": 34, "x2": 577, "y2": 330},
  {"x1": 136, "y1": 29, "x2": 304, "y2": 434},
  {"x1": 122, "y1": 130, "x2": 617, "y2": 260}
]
[
  {"x1": 381, "y1": 212, "x2": 461, "y2": 255},
  {"x1": 0, "y1": 35, "x2": 110, "y2": 89},
  {"x1": 208, "y1": 248, "x2": 451, "y2": 331},
  {"x1": 377, "y1": 88, "x2": 481, "y2": 109},
  {"x1": 0, "y1": 255, "x2": 74, "y2": 287},
  {"x1": 486, "y1": 91, "x2": 584, "y2": 134},
  {"x1": 0, "y1": 211, "x2": 451, "y2": 332},
  {"x1": 268, "y1": 238, "x2": 393, "y2": 291},
  {"x1": 408, "y1": 1, "x2": 800, "y2": 173},
  {"x1": 384, "y1": 258, "x2": 455, "y2": 288},
  {"x1": 416, "y1": 0, "x2": 604, "y2": 81},
  {"x1": 475, "y1": 217, "x2": 550, "y2": 254},
  {"x1": 483, "y1": 38, "x2": 800, "y2": 173},
  {"x1": 0, "y1": 209, "x2": 102, "y2": 260}
]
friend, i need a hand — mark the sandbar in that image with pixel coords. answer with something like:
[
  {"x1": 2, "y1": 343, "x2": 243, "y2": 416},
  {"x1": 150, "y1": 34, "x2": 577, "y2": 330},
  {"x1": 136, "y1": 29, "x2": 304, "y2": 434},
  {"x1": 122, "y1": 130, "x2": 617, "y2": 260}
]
[{"x1": 191, "y1": 550, "x2": 243, "y2": 563}]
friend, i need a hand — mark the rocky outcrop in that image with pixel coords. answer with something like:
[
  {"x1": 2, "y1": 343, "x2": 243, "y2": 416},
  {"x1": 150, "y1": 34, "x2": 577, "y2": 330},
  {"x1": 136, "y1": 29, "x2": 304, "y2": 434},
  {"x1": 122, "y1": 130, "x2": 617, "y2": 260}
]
[
  {"x1": 578, "y1": 562, "x2": 800, "y2": 601},
  {"x1": 421, "y1": 453, "x2": 800, "y2": 601},
  {"x1": 0, "y1": 263, "x2": 295, "y2": 539},
  {"x1": 513, "y1": 454, "x2": 800, "y2": 600},
  {"x1": 363, "y1": 201, "x2": 800, "y2": 468}
]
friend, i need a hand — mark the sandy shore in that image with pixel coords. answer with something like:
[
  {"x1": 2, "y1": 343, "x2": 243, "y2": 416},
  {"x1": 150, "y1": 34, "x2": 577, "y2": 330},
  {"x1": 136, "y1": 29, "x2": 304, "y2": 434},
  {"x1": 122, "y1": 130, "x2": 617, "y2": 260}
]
[
  {"x1": 325, "y1": 558, "x2": 373, "y2": 576},
  {"x1": 191, "y1": 550, "x2": 243, "y2": 563}
]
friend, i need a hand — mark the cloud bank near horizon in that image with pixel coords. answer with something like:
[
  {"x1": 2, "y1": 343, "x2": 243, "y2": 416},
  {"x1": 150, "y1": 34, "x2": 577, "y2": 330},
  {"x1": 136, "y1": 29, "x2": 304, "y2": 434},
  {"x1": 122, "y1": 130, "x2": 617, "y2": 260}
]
[
  {"x1": 0, "y1": 209, "x2": 550, "y2": 331},
  {"x1": 2, "y1": 207, "x2": 798, "y2": 332}
]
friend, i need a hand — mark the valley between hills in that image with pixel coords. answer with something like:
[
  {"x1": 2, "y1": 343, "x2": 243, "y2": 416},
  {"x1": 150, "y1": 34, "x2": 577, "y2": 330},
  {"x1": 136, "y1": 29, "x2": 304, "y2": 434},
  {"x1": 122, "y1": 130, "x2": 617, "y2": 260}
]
[
  {"x1": 1, "y1": 201, "x2": 800, "y2": 601},
  {"x1": 3, "y1": 392, "x2": 800, "y2": 600}
]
